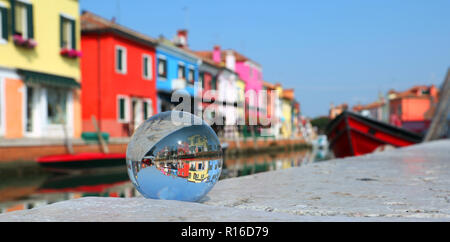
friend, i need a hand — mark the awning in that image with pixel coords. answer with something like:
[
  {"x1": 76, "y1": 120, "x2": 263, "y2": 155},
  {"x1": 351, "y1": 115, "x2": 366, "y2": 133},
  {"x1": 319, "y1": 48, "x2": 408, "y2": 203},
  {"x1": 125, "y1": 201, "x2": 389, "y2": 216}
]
[{"x1": 18, "y1": 69, "x2": 81, "y2": 89}]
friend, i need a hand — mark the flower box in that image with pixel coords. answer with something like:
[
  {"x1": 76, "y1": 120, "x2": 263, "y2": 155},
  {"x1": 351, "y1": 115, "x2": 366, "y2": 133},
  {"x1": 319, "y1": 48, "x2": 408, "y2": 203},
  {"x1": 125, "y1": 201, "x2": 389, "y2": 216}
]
[
  {"x1": 60, "y1": 48, "x2": 82, "y2": 58},
  {"x1": 13, "y1": 34, "x2": 37, "y2": 49}
]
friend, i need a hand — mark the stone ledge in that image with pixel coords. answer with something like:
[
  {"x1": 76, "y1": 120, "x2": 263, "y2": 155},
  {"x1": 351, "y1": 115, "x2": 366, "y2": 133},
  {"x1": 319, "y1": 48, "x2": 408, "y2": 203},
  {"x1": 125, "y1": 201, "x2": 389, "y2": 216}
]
[{"x1": 1, "y1": 140, "x2": 449, "y2": 221}]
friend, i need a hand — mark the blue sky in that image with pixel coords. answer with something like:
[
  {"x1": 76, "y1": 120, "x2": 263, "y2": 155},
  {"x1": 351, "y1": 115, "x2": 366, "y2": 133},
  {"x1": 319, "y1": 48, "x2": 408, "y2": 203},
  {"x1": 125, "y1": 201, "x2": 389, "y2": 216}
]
[{"x1": 79, "y1": 0, "x2": 450, "y2": 117}]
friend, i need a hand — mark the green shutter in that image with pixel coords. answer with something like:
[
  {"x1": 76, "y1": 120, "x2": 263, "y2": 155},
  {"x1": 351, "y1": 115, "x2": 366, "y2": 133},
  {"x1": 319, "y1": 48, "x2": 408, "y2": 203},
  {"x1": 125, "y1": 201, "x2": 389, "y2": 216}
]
[
  {"x1": 1, "y1": 7, "x2": 7, "y2": 40},
  {"x1": 143, "y1": 57, "x2": 148, "y2": 77},
  {"x1": 59, "y1": 15, "x2": 63, "y2": 48},
  {"x1": 143, "y1": 102, "x2": 148, "y2": 120},
  {"x1": 119, "y1": 99, "x2": 125, "y2": 120},
  {"x1": 26, "y1": 3, "x2": 33, "y2": 39},
  {"x1": 9, "y1": 0, "x2": 15, "y2": 35},
  {"x1": 70, "y1": 19, "x2": 75, "y2": 49},
  {"x1": 117, "y1": 48, "x2": 122, "y2": 71}
]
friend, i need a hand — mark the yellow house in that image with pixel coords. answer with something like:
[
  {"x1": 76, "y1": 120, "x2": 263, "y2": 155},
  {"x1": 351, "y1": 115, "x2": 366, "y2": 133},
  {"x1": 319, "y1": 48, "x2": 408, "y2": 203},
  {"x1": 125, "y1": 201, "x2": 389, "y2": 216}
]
[
  {"x1": 236, "y1": 79, "x2": 245, "y2": 126},
  {"x1": 0, "y1": 0, "x2": 81, "y2": 139},
  {"x1": 281, "y1": 89, "x2": 294, "y2": 138}
]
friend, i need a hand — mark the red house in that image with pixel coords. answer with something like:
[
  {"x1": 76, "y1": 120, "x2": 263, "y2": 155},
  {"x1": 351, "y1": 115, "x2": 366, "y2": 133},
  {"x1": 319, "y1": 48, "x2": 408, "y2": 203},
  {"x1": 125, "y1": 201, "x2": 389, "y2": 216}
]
[{"x1": 80, "y1": 12, "x2": 157, "y2": 137}]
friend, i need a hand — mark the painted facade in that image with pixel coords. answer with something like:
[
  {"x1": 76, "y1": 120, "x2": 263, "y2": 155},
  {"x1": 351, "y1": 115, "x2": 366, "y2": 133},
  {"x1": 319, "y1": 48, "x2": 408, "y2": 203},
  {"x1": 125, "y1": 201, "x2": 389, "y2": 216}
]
[
  {"x1": 281, "y1": 89, "x2": 294, "y2": 138},
  {"x1": 195, "y1": 46, "x2": 240, "y2": 138},
  {"x1": 155, "y1": 31, "x2": 200, "y2": 113},
  {"x1": 388, "y1": 85, "x2": 439, "y2": 134},
  {"x1": 0, "y1": 0, "x2": 81, "y2": 139},
  {"x1": 197, "y1": 57, "x2": 220, "y2": 124},
  {"x1": 80, "y1": 11, "x2": 157, "y2": 137}
]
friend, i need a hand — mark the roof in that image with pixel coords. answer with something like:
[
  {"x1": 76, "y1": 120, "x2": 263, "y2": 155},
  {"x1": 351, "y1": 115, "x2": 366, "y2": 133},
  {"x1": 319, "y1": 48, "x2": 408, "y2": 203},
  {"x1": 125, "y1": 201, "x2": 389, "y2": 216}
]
[
  {"x1": 282, "y1": 88, "x2": 295, "y2": 100},
  {"x1": 81, "y1": 11, "x2": 157, "y2": 46},
  {"x1": 263, "y1": 81, "x2": 276, "y2": 90},
  {"x1": 194, "y1": 49, "x2": 261, "y2": 68},
  {"x1": 352, "y1": 100, "x2": 385, "y2": 112},
  {"x1": 388, "y1": 85, "x2": 439, "y2": 100}
]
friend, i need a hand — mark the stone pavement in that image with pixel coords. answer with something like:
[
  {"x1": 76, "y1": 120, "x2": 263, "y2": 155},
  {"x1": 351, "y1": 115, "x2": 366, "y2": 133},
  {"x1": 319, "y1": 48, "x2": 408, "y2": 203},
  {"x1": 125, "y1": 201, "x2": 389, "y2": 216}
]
[{"x1": 1, "y1": 140, "x2": 449, "y2": 221}]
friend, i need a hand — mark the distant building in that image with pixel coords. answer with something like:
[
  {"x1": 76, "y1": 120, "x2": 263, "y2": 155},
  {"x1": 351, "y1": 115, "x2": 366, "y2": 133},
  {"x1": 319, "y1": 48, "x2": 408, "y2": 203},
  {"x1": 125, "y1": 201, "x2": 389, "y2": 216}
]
[
  {"x1": 329, "y1": 103, "x2": 348, "y2": 120},
  {"x1": 388, "y1": 85, "x2": 439, "y2": 134},
  {"x1": 281, "y1": 88, "x2": 295, "y2": 138},
  {"x1": 80, "y1": 11, "x2": 158, "y2": 137},
  {"x1": 196, "y1": 47, "x2": 263, "y2": 133},
  {"x1": 0, "y1": 0, "x2": 81, "y2": 139},
  {"x1": 352, "y1": 95, "x2": 387, "y2": 122},
  {"x1": 195, "y1": 46, "x2": 240, "y2": 138}
]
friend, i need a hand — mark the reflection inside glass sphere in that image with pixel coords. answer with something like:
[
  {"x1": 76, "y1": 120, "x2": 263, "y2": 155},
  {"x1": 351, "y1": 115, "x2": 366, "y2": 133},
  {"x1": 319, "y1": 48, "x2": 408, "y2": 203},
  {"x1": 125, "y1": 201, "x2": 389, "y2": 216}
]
[{"x1": 126, "y1": 111, "x2": 223, "y2": 202}]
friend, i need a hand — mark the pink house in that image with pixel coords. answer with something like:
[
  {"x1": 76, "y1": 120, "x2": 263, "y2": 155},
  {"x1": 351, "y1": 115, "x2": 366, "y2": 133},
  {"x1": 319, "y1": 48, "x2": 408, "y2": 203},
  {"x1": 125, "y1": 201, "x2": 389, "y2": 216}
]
[
  {"x1": 197, "y1": 47, "x2": 263, "y2": 123},
  {"x1": 232, "y1": 50, "x2": 263, "y2": 124}
]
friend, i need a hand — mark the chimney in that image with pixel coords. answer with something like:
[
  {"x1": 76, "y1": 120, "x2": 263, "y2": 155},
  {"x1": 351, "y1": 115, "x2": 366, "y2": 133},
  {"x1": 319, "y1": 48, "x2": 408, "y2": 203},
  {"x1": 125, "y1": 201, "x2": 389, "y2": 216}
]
[
  {"x1": 176, "y1": 29, "x2": 188, "y2": 48},
  {"x1": 213, "y1": 45, "x2": 221, "y2": 63},
  {"x1": 225, "y1": 50, "x2": 235, "y2": 71}
]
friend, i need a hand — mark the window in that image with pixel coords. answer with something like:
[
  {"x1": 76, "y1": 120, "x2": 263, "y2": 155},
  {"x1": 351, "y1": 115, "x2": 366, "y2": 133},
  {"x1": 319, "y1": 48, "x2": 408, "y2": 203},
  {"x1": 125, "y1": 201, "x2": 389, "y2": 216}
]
[
  {"x1": 0, "y1": 6, "x2": 7, "y2": 42},
  {"x1": 211, "y1": 76, "x2": 217, "y2": 90},
  {"x1": 157, "y1": 57, "x2": 167, "y2": 78},
  {"x1": 60, "y1": 15, "x2": 75, "y2": 49},
  {"x1": 187, "y1": 68, "x2": 195, "y2": 84},
  {"x1": 12, "y1": 0, "x2": 33, "y2": 39},
  {"x1": 177, "y1": 64, "x2": 185, "y2": 79},
  {"x1": 47, "y1": 87, "x2": 68, "y2": 125},
  {"x1": 143, "y1": 55, "x2": 152, "y2": 80},
  {"x1": 115, "y1": 46, "x2": 127, "y2": 74},
  {"x1": 249, "y1": 67, "x2": 253, "y2": 78},
  {"x1": 199, "y1": 72, "x2": 204, "y2": 89},
  {"x1": 117, "y1": 96, "x2": 129, "y2": 122},
  {"x1": 143, "y1": 99, "x2": 153, "y2": 120}
]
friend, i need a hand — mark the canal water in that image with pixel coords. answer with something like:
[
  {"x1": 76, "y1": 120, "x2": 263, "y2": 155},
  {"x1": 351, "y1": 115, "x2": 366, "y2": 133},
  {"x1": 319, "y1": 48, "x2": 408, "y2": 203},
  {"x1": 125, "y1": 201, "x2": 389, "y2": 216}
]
[{"x1": 0, "y1": 147, "x2": 330, "y2": 213}]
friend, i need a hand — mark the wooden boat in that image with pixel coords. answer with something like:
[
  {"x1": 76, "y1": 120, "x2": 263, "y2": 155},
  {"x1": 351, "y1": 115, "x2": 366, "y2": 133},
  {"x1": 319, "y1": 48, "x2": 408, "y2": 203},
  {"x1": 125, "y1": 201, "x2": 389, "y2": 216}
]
[
  {"x1": 326, "y1": 111, "x2": 423, "y2": 158},
  {"x1": 37, "y1": 153, "x2": 126, "y2": 169}
]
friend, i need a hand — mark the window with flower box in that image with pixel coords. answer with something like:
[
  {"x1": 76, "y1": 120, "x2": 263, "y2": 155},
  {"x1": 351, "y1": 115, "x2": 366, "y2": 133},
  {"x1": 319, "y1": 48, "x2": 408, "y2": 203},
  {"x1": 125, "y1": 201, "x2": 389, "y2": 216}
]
[
  {"x1": 11, "y1": 0, "x2": 35, "y2": 48},
  {"x1": 59, "y1": 14, "x2": 81, "y2": 58}
]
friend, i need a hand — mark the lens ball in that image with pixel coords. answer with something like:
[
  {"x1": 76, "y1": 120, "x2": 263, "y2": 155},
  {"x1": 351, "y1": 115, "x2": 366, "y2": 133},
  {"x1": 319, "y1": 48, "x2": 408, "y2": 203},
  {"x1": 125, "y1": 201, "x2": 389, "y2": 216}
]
[{"x1": 126, "y1": 111, "x2": 223, "y2": 202}]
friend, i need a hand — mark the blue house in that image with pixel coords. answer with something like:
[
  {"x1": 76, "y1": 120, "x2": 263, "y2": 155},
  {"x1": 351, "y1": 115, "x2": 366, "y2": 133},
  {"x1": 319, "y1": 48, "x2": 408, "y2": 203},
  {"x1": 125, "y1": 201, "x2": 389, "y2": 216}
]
[{"x1": 155, "y1": 30, "x2": 200, "y2": 113}]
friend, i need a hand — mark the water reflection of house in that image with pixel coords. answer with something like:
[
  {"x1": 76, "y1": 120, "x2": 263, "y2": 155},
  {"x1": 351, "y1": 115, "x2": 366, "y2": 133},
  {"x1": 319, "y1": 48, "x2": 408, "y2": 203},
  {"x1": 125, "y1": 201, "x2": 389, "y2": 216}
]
[{"x1": 188, "y1": 160, "x2": 209, "y2": 183}]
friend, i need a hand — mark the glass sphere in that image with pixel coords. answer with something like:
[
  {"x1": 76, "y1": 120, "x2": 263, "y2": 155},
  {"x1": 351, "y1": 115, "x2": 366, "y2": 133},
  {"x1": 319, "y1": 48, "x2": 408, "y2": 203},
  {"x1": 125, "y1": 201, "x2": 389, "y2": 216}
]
[{"x1": 126, "y1": 111, "x2": 223, "y2": 202}]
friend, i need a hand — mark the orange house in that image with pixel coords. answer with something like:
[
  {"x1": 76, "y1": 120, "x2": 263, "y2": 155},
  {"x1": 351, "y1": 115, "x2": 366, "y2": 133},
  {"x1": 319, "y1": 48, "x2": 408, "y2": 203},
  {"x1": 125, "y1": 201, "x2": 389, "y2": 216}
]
[{"x1": 388, "y1": 85, "x2": 439, "y2": 134}]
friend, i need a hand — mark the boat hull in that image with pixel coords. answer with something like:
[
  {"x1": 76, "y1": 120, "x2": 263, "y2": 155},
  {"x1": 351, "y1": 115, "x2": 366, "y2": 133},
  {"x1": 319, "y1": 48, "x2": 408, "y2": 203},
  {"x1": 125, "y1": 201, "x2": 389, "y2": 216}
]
[
  {"x1": 326, "y1": 111, "x2": 423, "y2": 158},
  {"x1": 37, "y1": 153, "x2": 126, "y2": 169}
]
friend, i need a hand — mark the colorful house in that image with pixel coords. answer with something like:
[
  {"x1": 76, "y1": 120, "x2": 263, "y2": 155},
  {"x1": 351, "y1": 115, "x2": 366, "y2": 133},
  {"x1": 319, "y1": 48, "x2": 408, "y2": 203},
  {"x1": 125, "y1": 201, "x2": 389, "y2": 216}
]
[
  {"x1": 352, "y1": 95, "x2": 387, "y2": 122},
  {"x1": 195, "y1": 46, "x2": 261, "y2": 136},
  {"x1": 155, "y1": 30, "x2": 200, "y2": 113},
  {"x1": 388, "y1": 85, "x2": 439, "y2": 134},
  {"x1": 0, "y1": 0, "x2": 81, "y2": 139},
  {"x1": 281, "y1": 89, "x2": 295, "y2": 138},
  {"x1": 261, "y1": 81, "x2": 277, "y2": 137},
  {"x1": 195, "y1": 46, "x2": 239, "y2": 138},
  {"x1": 236, "y1": 79, "x2": 246, "y2": 129},
  {"x1": 80, "y1": 11, "x2": 158, "y2": 137},
  {"x1": 195, "y1": 52, "x2": 220, "y2": 124}
]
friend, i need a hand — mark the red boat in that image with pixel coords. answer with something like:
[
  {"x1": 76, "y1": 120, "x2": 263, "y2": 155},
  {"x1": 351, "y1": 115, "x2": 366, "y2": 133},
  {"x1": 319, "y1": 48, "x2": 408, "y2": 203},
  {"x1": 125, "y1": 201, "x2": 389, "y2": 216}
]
[
  {"x1": 37, "y1": 153, "x2": 126, "y2": 169},
  {"x1": 326, "y1": 111, "x2": 423, "y2": 158}
]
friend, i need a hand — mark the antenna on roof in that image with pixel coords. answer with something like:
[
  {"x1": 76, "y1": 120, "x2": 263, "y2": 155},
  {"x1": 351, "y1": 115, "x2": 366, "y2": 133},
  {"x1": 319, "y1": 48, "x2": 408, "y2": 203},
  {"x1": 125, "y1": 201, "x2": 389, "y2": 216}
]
[
  {"x1": 115, "y1": 0, "x2": 121, "y2": 23},
  {"x1": 182, "y1": 6, "x2": 189, "y2": 30}
]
